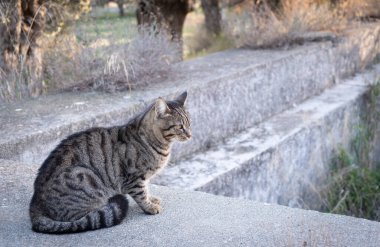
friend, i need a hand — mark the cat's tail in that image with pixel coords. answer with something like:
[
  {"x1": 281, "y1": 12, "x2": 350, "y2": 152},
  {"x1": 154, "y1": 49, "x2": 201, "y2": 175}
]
[{"x1": 31, "y1": 194, "x2": 128, "y2": 234}]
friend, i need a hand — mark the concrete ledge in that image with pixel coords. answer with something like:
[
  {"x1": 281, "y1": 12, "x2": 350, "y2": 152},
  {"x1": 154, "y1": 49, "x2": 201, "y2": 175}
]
[
  {"x1": 1, "y1": 43, "x2": 334, "y2": 164},
  {"x1": 1, "y1": 159, "x2": 379, "y2": 247},
  {"x1": 154, "y1": 65, "x2": 380, "y2": 209},
  {"x1": 2, "y1": 28, "x2": 380, "y2": 165}
]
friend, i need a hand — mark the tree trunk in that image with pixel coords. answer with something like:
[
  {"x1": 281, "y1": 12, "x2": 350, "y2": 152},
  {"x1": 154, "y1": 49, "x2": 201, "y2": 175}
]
[
  {"x1": 0, "y1": 0, "x2": 46, "y2": 78},
  {"x1": 254, "y1": 0, "x2": 281, "y2": 11},
  {"x1": 224, "y1": 0, "x2": 245, "y2": 7},
  {"x1": 200, "y1": 0, "x2": 221, "y2": 36},
  {"x1": 266, "y1": 0, "x2": 280, "y2": 10},
  {"x1": 136, "y1": 0, "x2": 194, "y2": 42},
  {"x1": 116, "y1": 0, "x2": 124, "y2": 17}
]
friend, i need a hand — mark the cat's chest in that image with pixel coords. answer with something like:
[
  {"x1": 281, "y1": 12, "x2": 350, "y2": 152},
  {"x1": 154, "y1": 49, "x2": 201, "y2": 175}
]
[
  {"x1": 125, "y1": 154, "x2": 170, "y2": 179},
  {"x1": 145, "y1": 155, "x2": 170, "y2": 176}
]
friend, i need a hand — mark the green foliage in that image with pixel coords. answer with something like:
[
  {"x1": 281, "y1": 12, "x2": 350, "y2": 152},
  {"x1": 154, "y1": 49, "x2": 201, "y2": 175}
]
[
  {"x1": 327, "y1": 148, "x2": 380, "y2": 221},
  {"x1": 353, "y1": 82, "x2": 380, "y2": 168},
  {"x1": 325, "y1": 80, "x2": 380, "y2": 221}
]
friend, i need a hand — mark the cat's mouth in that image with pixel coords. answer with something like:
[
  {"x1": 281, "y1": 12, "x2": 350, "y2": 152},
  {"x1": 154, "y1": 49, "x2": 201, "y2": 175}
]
[
  {"x1": 179, "y1": 134, "x2": 191, "y2": 141},
  {"x1": 185, "y1": 131, "x2": 192, "y2": 140}
]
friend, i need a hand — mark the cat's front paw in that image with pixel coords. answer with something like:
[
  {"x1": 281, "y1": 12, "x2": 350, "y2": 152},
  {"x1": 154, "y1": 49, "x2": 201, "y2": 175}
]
[
  {"x1": 143, "y1": 203, "x2": 162, "y2": 215},
  {"x1": 150, "y1": 196, "x2": 161, "y2": 205}
]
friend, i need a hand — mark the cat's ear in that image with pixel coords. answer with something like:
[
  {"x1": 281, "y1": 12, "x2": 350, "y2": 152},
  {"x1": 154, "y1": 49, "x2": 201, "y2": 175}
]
[
  {"x1": 155, "y1": 97, "x2": 171, "y2": 117},
  {"x1": 176, "y1": 91, "x2": 187, "y2": 106}
]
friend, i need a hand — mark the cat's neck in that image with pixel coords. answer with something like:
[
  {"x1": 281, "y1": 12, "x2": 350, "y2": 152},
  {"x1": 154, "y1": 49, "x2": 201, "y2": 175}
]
[
  {"x1": 140, "y1": 123, "x2": 171, "y2": 151},
  {"x1": 134, "y1": 109, "x2": 171, "y2": 150}
]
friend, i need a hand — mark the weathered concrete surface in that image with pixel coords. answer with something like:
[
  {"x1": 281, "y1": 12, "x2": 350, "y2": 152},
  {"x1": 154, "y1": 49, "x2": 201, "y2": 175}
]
[
  {"x1": 1, "y1": 159, "x2": 379, "y2": 247},
  {"x1": 154, "y1": 65, "x2": 380, "y2": 210},
  {"x1": 2, "y1": 24, "x2": 380, "y2": 165},
  {"x1": 333, "y1": 24, "x2": 380, "y2": 79},
  {"x1": 1, "y1": 43, "x2": 334, "y2": 164}
]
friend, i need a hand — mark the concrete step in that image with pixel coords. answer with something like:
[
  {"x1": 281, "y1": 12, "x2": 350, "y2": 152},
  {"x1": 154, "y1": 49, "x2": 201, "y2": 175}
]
[
  {"x1": 153, "y1": 64, "x2": 380, "y2": 210},
  {"x1": 2, "y1": 25, "x2": 380, "y2": 165},
  {"x1": 1, "y1": 159, "x2": 379, "y2": 247},
  {"x1": 0, "y1": 43, "x2": 335, "y2": 164}
]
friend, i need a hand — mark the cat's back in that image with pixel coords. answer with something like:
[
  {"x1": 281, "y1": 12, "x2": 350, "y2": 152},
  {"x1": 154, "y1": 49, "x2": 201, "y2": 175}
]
[{"x1": 34, "y1": 127, "x2": 115, "y2": 188}]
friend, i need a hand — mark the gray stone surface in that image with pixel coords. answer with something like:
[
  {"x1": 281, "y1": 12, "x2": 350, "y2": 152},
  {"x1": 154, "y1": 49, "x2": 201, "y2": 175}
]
[
  {"x1": 336, "y1": 24, "x2": 380, "y2": 77},
  {"x1": 154, "y1": 65, "x2": 380, "y2": 210},
  {"x1": 3, "y1": 29, "x2": 380, "y2": 165},
  {"x1": 1, "y1": 159, "x2": 379, "y2": 247},
  {"x1": 1, "y1": 25, "x2": 380, "y2": 247}
]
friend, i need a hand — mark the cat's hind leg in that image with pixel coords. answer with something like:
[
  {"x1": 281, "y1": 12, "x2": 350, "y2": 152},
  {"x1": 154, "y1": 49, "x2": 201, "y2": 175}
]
[{"x1": 30, "y1": 194, "x2": 128, "y2": 233}]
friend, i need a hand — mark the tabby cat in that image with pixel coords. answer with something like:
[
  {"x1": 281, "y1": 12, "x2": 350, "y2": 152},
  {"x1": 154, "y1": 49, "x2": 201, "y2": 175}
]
[{"x1": 29, "y1": 92, "x2": 191, "y2": 233}]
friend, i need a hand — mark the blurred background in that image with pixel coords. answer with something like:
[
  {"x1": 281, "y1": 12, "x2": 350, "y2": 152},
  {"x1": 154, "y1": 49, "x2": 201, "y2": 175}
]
[{"x1": 1, "y1": 0, "x2": 379, "y2": 101}]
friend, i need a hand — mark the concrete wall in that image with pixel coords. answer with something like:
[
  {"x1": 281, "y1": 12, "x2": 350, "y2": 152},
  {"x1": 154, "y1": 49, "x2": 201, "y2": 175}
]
[
  {"x1": 1, "y1": 159, "x2": 379, "y2": 247},
  {"x1": 0, "y1": 43, "x2": 337, "y2": 164},
  {"x1": 1, "y1": 24, "x2": 380, "y2": 219},
  {"x1": 2, "y1": 24, "x2": 380, "y2": 165},
  {"x1": 154, "y1": 66, "x2": 380, "y2": 210}
]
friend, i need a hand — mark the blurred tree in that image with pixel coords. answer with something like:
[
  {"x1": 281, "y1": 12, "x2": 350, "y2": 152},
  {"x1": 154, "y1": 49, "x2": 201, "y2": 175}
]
[
  {"x1": 0, "y1": 0, "x2": 46, "y2": 76},
  {"x1": 200, "y1": 0, "x2": 221, "y2": 35},
  {"x1": 223, "y1": 0, "x2": 245, "y2": 7},
  {"x1": 93, "y1": 0, "x2": 133, "y2": 17},
  {"x1": 0, "y1": 0, "x2": 90, "y2": 78},
  {"x1": 136, "y1": 0, "x2": 194, "y2": 42},
  {"x1": 45, "y1": 0, "x2": 91, "y2": 34},
  {"x1": 116, "y1": 0, "x2": 125, "y2": 16},
  {"x1": 199, "y1": 0, "x2": 281, "y2": 36},
  {"x1": 254, "y1": 0, "x2": 280, "y2": 10},
  {"x1": 266, "y1": 0, "x2": 280, "y2": 10}
]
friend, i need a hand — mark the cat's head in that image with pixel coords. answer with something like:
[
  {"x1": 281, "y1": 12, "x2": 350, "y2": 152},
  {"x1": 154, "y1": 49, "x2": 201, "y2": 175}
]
[{"x1": 153, "y1": 91, "x2": 191, "y2": 142}]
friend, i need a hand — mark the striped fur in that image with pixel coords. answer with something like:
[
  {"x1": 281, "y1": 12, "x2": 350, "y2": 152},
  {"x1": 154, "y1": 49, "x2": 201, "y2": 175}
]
[{"x1": 30, "y1": 92, "x2": 191, "y2": 233}]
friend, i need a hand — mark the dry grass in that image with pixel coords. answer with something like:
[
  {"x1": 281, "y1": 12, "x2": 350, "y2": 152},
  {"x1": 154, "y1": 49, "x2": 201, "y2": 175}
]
[
  {"x1": 1, "y1": 10, "x2": 180, "y2": 103},
  {"x1": 2, "y1": 0, "x2": 379, "y2": 102},
  {"x1": 224, "y1": 3, "x2": 288, "y2": 49},
  {"x1": 186, "y1": 0, "x2": 380, "y2": 55},
  {"x1": 185, "y1": 27, "x2": 233, "y2": 59},
  {"x1": 224, "y1": 0, "x2": 357, "y2": 49},
  {"x1": 281, "y1": 0, "x2": 348, "y2": 33},
  {"x1": 0, "y1": 58, "x2": 44, "y2": 102},
  {"x1": 0, "y1": 0, "x2": 97, "y2": 102},
  {"x1": 44, "y1": 25, "x2": 180, "y2": 93},
  {"x1": 0, "y1": 2, "x2": 46, "y2": 101},
  {"x1": 92, "y1": 26, "x2": 180, "y2": 92},
  {"x1": 1, "y1": 1, "x2": 180, "y2": 102},
  {"x1": 339, "y1": 0, "x2": 380, "y2": 20},
  {"x1": 183, "y1": 5, "x2": 233, "y2": 59},
  {"x1": 42, "y1": 34, "x2": 105, "y2": 92}
]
